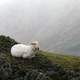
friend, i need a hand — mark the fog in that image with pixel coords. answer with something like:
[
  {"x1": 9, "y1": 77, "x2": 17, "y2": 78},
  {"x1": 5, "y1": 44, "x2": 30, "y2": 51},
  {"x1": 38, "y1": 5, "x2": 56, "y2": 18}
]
[{"x1": 0, "y1": 0, "x2": 80, "y2": 55}]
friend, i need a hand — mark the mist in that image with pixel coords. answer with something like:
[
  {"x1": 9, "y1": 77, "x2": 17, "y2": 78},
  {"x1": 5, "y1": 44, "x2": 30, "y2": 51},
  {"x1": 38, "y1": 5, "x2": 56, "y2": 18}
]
[{"x1": 0, "y1": 0, "x2": 80, "y2": 55}]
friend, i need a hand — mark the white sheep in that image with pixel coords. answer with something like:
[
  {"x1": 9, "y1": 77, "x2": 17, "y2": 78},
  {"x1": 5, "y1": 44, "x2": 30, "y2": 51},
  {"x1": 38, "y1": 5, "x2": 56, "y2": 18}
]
[{"x1": 11, "y1": 41, "x2": 39, "y2": 58}]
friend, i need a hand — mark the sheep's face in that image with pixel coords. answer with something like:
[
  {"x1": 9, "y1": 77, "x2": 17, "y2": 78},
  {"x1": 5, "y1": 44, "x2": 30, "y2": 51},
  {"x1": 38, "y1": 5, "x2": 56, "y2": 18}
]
[{"x1": 31, "y1": 41, "x2": 39, "y2": 51}]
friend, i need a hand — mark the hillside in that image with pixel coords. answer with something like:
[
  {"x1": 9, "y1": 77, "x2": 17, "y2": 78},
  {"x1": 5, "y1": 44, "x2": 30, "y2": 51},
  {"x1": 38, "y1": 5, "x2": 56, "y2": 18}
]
[
  {"x1": 0, "y1": 35, "x2": 80, "y2": 80},
  {"x1": 40, "y1": 51, "x2": 80, "y2": 70}
]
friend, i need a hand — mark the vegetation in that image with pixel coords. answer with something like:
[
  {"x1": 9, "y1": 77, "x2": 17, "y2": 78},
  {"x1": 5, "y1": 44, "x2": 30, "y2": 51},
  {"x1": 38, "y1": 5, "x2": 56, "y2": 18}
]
[
  {"x1": 40, "y1": 51, "x2": 80, "y2": 70},
  {"x1": 0, "y1": 35, "x2": 18, "y2": 53},
  {"x1": 0, "y1": 35, "x2": 80, "y2": 80}
]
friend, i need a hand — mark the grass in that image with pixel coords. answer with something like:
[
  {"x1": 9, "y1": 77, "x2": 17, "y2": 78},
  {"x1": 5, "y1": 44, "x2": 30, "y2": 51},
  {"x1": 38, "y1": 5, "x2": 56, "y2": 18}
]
[
  {"x1": 39, "y1": 51, "x2": 80, "y2": 70},
  {"x1": 0, "y1": 51, "x2": 80, "y2": 80},
  {"x1": 2, "y1": 50, "x2": 80, "y2": 70}
]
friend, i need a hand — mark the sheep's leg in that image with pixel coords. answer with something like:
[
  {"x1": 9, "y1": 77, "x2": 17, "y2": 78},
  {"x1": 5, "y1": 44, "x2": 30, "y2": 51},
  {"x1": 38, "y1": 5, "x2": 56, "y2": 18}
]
[{"x1": 22, "y1": 54, "x2": 27, "y2": 58}]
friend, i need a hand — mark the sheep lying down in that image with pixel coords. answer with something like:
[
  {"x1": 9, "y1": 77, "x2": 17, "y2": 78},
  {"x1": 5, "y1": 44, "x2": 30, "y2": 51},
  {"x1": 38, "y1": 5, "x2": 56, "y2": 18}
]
[{"x1": 11, "y1": 44, "x2": 35, "y2": 58}]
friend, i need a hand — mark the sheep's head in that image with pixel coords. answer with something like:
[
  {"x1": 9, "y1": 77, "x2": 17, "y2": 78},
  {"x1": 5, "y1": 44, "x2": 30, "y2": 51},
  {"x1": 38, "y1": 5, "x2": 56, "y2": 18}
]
[{"x1": 31, "y1": 41, "x2": 39, "y2": 51}]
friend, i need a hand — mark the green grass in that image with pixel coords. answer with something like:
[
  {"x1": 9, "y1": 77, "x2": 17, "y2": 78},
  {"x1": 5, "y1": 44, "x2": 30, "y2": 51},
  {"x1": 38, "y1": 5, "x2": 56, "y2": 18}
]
[
  {"x1": 39, "y1": 51, "x2": 80, "y2": 70},
  {"x1": 1, "y1": 51, "x2": 80, "y2": 80},
  {"x1": 2, "y1": 50, "x2": 80, "y2": 70}
]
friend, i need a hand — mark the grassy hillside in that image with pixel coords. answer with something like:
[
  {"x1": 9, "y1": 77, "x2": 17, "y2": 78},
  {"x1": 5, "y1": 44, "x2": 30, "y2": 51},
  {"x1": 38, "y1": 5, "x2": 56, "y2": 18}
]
[
  {"x1": 0, "y1": 35, "x2": 80, "y2": 80},
  {"x1": 1, "y1": 50, "x2": 80, "y2": 80},
  {"x1": 39, "y1": 51, "x2": 80, "y2": 70}
]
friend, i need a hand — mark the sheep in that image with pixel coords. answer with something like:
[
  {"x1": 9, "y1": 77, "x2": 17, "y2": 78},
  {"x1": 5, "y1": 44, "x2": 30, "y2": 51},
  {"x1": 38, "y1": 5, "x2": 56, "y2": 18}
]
[
  {"x1": 11, "y1": 41, "x2": 39, "y2": 58},
  {"x1": 31, "y1": 41, "x2": 39, "y2": 51}
]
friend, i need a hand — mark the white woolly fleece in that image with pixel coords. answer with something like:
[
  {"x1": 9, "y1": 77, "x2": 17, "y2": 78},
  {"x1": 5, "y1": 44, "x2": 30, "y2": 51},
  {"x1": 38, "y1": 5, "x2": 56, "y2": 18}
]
[{"x1": 11, "y1": 44, "x2": 34, "y2": 58}]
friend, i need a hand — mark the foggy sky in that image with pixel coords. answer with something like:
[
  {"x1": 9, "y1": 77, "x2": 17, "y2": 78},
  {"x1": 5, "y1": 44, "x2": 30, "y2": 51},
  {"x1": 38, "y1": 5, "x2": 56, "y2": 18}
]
[{"x1": 0, "y1": 0, "x2": 80, "y2": 55}]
